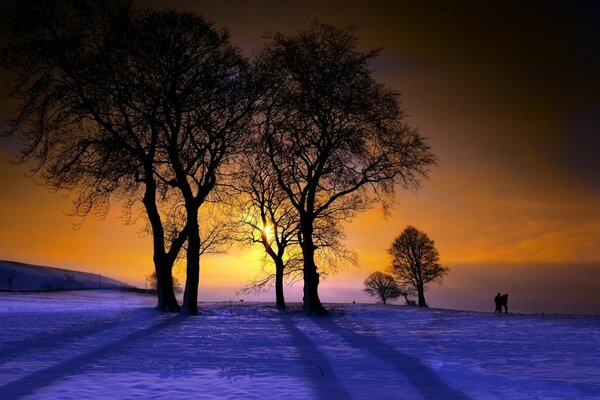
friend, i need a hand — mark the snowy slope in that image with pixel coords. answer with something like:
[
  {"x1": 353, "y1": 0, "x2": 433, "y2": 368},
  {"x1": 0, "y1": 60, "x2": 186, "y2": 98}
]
[
  {"x1": 0, "y1": 260, "x2": 130, "y2": 291},
  {"x1": 0, "y1": 291, "x2": 598, "y2": 399}
]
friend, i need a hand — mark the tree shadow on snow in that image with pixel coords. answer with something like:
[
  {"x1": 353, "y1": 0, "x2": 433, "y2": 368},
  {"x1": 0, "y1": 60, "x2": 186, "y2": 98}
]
[
  {"x1": 0, "y1": 310, "x2": 183, "y2": 398},
  {"x1": 0, "y1": 313, "x2": 137, "y2": 366},
  {"x1": 277, "y1": 312, "x2": 352, "y2": 400},
  {"x1": 317, "y1": 317, "x2": 471, "y2": 400}
]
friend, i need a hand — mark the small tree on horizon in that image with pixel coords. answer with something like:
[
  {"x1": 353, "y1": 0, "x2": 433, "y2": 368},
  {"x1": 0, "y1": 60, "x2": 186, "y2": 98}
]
[
  {"x1": 147, "y1": 272, "x2": 183, "y2": 294},
  {"x1": 389, "y1": 226, "x2": 448, "y2": 307},
  {"x1": 363, "y1": 271, "x2": 404, "y2": 304}
]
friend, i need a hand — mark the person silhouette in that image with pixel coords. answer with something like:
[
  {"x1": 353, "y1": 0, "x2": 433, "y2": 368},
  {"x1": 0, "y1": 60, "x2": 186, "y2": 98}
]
[
  {"x1": 494, "y1": 293, "x2": 502, "y2": 313},
  {"x1": 500, "y1": 293, "x2": 508, "y2": 313}
]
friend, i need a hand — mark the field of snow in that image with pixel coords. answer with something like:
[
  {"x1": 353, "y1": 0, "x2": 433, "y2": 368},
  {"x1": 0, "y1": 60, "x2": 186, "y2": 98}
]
[{"x1": 0, "y1": 291, "x2": 599, "y2": 399}]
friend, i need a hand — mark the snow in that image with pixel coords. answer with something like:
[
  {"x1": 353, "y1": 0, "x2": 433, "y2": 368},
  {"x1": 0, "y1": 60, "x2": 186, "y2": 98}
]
[
  {"x1": 1, "y1": 291, "x2": 599, "y2": 399},
  {"x1": 0, "y1": 260, "x2": 129, "y2": 292}
]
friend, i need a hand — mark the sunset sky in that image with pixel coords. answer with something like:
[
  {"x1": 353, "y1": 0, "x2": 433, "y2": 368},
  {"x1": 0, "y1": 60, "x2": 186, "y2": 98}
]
[{"x1": 1, "y1": 1, "x2": 599, "y2": 313}]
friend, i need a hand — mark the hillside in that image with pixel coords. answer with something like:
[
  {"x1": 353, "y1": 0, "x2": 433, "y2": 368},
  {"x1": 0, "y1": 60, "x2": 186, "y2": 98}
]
[
  {"x1": 0, "y1": 290, "x2": 598, "y2": 399},
  {"x1": 0, "y1": 260, "x2": 130, "y2": 291}
]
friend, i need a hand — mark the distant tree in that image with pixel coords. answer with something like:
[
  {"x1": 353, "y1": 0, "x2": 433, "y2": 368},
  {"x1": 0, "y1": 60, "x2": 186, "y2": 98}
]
[
  {"x1": 256, "y1": 23, "x2": 436, "y2": 315},
  {"x1": 363, "y1": 271, "x2": 403, "y2": 304},
  {"x1": 146, "y1": 271, "x2": 182, "y2": 294},
  {"x1": 388, "y1": 226, "x2": 448, "y2": 307}
]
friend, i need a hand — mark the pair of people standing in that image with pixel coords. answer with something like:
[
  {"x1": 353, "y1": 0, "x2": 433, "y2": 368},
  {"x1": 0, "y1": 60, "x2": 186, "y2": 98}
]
[{"x1": 494, "y1": 293, "x2": 508, "y2": 313}]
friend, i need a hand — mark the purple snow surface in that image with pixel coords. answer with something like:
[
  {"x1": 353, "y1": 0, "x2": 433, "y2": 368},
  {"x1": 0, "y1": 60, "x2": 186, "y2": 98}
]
[{"x1": 0, "y1": 290, "x2": 599, "y2": 399}]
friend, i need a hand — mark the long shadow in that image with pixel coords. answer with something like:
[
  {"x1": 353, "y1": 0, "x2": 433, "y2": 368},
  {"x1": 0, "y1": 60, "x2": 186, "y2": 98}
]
[
  {"x1": 0, "y1": 312, "x2": 140, "y2": 365},
  {"x1": 317, "y1": 318, "x2": 471, "y2": 400},
  {"x1": 276, "y1": 311, "x2": 352, "y2": 400},
  {"x1": 0, "y1": 311, "x2": 183, "y2": 398}
]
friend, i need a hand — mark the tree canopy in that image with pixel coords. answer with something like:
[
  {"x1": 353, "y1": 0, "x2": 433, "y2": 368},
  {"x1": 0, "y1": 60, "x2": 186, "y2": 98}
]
[
  {"x1": 389, "y1": 226, "x2": 448, "y2": 307},
  {"x1": 363, "y1": 271, "x2": 403, "y2": 304}
]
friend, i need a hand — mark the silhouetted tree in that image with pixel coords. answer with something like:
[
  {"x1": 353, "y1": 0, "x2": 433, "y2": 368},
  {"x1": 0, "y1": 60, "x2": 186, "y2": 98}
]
[
  {"x1": 0, "y1": 0, "x2": 185, "y2": 311},
  {"x1": 389, "y1": 226, "x2": 448, "y2": 307},
  {"x1": 0, "y1": 1, "x2": 256, "y2": 314},
  {"x1": 235, "y1": 150, "x2": 302, "y2": 308},
  {"x1": 146, "y1": 271, "x2": 182, "y2": 294},
  {"x1": 363, "y1": 271, "x2": 403, "y2": 304},
  {"x1": 137, "y1": 10, "x2": 256, "y2": 315},
  {"x1": 235, "y1": 145, "x2": 358, "y2": 308},
  {"x1": 256, "y1": 23, "x2": 436, "y2": 315}
]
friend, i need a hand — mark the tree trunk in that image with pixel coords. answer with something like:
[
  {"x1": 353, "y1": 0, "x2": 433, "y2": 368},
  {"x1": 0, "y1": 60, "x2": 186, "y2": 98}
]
[
  {"x1": 155, "y1": 257, "x2": 180, "y2": 312},
  {"x1": 274, "y1": 258, "x2": 286, "y2": 309},
  {"x1": 303, "y1": 264, "x2": 325, "y2": 315},
  {"x1": 144, "y1": 180, "x2": 180, "y2": 312},
  {"x1": 417, "y1": 285, "x2": 427, "y2": 307},
  {"x1": 402, "y1": 293, "x2": 410, "y2": 305},
  {"x1": 300, "y1": 223, "x2": 326, "y2": 316},
  {"x1": 182, "y1": 214, "x2": 200, "y2": 315}
]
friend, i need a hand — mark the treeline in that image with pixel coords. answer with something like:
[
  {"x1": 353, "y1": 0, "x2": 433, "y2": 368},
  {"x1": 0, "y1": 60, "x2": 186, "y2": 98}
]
[{"x1": 0, "y1": 1, "x2": 435, "y2": 315}]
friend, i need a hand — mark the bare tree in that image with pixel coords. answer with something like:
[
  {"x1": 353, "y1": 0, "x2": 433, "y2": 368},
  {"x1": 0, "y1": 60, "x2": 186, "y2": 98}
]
[
  {"x1": 256, "y1": 23, "x2": 436, "y2": 315},
  {"x1": 0, "y1": 0, "x2": 188, "y2": 311},
  {"x1": 235, "y1": 151, "x2": 302, "y2": 308},
  {"x1": 235, "y1": 147, "x2": 356, "y2": 308},
  {"x1": 1, "y1": 1, "x2": 256, "y2": 314},
  {"x1": 389, "y1": 226, "x2": 448, "y2": 307},
  {"x1": 135, "y1": 11, "x2": 257, "y2": 314},
  {"x1": 363, "y1": 271, "x2": 404, "y2": 304}
]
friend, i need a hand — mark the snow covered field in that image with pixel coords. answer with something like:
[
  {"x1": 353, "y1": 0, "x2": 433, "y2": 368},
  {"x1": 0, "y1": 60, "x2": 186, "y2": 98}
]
[
  {"x1": 0, "y1": 260, "x2": 129, "y2": 292},
  {"x1": 1, "y1": 291, "x2": 599, "y2": 399}
]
